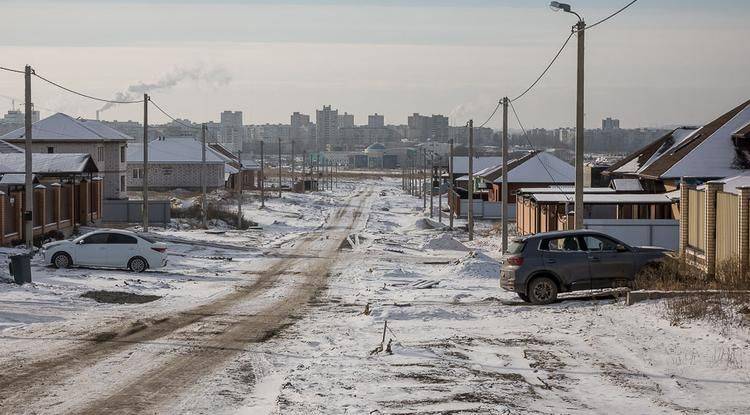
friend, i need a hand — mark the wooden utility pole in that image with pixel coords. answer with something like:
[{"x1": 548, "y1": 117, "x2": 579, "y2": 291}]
[
  {"x1": 142, "y1": 93, "x2": 149, "y2": 232},
  {"x1": 422, "y1": 149, "x2": 427, "y2": 210},
  {"x1": 260, "y1": 140, "x2": 265, "y2": 208},
  {"x1": 502, "y1": 98, "x2": 509, "y2": 252},
  {"x1": 23, "y1": 65, "x2": 33, "y2": 249},
  {"x1": 449, "y1": 139, "x2": 454, "y2": 230},
  {"x1": 438, "y1": 155, "x2": 443, "y2": 223},
  {"x1": 429, "y1": 150, "x2": 434, "y2": 218},
  {"x1": 574, "y1": 20, "x2": 586, "y2": 230},
  {"x1": 201, "y1": 124, "x2": 207, "y2": 228},
  {"x1": 237, "y1": 149, "x2": 243, "y2": 228},
  {"x1": 468, "y1": 120, "x2": 474, "y2": 241},
  {"x1": 291, "y1": 140, "x2": 295, "y2": 188},
  {"x1": 278, "y1": 137, "x2": 282, "y2": 198}
]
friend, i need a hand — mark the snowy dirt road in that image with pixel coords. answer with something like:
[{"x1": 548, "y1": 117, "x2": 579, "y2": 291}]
[{"x1": 0, "y1": 189, "x2": 373, "y2": 414}]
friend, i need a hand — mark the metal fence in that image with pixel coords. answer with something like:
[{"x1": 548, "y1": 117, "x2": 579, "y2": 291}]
[
  {"x1": 716, "y1": 191, "x2": 739, "y2": 262},
  {"x1": 583, "y1": 218, "x2": 679, "y2": 251},
  {"x1": 687, "y1": 189, "x2": 706, "y2": 251},
  {"x1": 102, "y1": 200, "x2": 171, "y2": 225}
]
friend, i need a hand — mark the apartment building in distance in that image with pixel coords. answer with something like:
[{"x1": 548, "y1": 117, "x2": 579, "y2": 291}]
[
  {"x1": 316, "y1": 105, "x2": 339, "y2": 148},
  {"x1": 220, "y1": 110, "x2": 246, "y2": 152},
  {"x1": 408, "y1": 113, "x2": 449, "y2": 142}
]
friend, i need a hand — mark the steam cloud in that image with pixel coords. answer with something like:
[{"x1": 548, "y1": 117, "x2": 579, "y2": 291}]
[{"x1": 99, "y1": 64, "x2": 232, "y2": 112}]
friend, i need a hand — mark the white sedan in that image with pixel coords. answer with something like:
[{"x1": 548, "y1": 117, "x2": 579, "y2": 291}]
[{"x1": 42, "y1": 230, "x2": 167, "y2": 272}]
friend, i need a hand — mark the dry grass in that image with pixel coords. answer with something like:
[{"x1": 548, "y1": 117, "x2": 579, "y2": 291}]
[{"x1": 636, "y1": 256, "x2": 750, "y2": 334}]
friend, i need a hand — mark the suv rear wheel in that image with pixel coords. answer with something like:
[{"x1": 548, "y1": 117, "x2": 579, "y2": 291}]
[{"x1": 528, "y1": 277, "x2": 558, "y2": 305}]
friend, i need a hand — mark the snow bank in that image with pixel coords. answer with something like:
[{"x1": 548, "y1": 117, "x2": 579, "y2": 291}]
[
  {"x1": 449, "y1": 251, "x2": 500, "y2": 279},
  {"x1": 411, "y1": 218, "x2": 447, "y2": 231},
  {"x1": 422, "y1": 233, "x2": 469, "y2": 251}
]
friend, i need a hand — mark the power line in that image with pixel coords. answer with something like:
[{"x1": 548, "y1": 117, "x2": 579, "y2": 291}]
[
  {"x1": 511, "y1": 31, "x2": 574, "y2": 103},
  {"x1": 33, "y1": 71, "x2": 143, "y2": 104},
  {"x1": 477, "y1": 100, "x2": 501, "y2": 128},
  {"x1": 0, "y1": 66, "x2": 24, "y2": 75},
  {"x1": 148, "y1": 98, "x2": 201, "y2": 131},
  {"x1": 509, "y1": 100, "x2": 571, "y2": 202},
  {"x1": 585, "y1": 0, "x2": 638, "y2": 31}
]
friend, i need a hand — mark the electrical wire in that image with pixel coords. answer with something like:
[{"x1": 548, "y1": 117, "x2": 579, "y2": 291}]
[
  {"x1": 0, "y1": 66, "x2": 24, "y2": 74},
  {"x1": 33, "y1": 71, "x2": 143, "y2": 104},
  {"x1": 477, "y1": 100, "x2": 502, "y2": 128},
  {"x1": 509, "y1": 100, "x2": 571, "y2": 202},
  {"x1": 510, "y1": 31, "x2": 574, "y2": 103},
  {"x1": 148, "y1": 98, "x2": 201, "y2": 131},
  {"x1": 585, "y1": 0, "x2": 638, "y2": 31}
]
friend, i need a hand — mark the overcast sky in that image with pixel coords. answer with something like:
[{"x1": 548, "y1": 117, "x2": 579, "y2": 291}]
[{"x1": 0, "y1": 0, "x2": 748, "y2": 129}]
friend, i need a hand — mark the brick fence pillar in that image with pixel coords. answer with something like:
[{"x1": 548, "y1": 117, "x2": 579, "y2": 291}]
[
  {"x1": 705, "y1": 181, "x2": 723, "y2": 277},
  {"x1": 679, "y1": 178, "x2": 694, "y2": 257},
  {"x1": 738, "y1": 186, "x2": 750, "y2": 279},
  {"x1": 51, "y1": 183, "x2": 61, "y2": 229},
  {"x1": 0, "y1": 192, "x2": 5, "y2": 245}
]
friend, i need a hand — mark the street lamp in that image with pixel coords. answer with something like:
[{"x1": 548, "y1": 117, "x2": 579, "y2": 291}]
[{"x1": 550, "y1": 1, "x2": 586, "y2": 230}]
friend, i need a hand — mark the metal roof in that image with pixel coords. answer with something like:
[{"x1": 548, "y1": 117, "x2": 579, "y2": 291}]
[
  {"x1": 611, "y1": 178, "x2": 644, "y2": 191},
  {"x1": 527, "y1": 193, "x2": 674, "y2": 204},
  {"x1": 128, "y1": 138, "x2": 227, "y2": 164},
  {"x1": 0, "y1": 113, "x2": 135, "y2": 142},
  {"x1": 0, "y1": 153, "x2": 97, "y2": 174}
]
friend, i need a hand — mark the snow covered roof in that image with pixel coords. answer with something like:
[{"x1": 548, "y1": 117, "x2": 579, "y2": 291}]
[
  {"x1": 450, "y1": 156, "x2": 503, "y2": 175},
  {"x1": 527, "y1": 192, "x2": 674, "y2": 204},
  {"x1": 491, "y1": 152, "x2": 574, "y2": 184},
  {"x1": 607, "y1": 99, "x2": 750, "y2": 180},
  {"x1": 611, "y1": 178, "x2": 644, "y2": 192},
  {"x1": 0, "y1": 173, "x2": 35, "y2": 185},
  {"x1": 516, "y1": 186, "x2": 615, "y2": 194},
  {"x1": 128, "y1": 138, "x2": 227, "y2": 164},
  {"x1": 0, "y1": 113, "x2": 134, "y2": 142},
  {"x1": 207, "y1": 142, "x2": 260, "y2": 171},
  {"x1": 0, "y1": 140, "x2": 22, "y2": 154},
  {"x1": 696, "y1": 172, "x2": 750, "y2": 195},
  {"x1": 0, "y1": 153, "x2": 97, "y2": 174}
]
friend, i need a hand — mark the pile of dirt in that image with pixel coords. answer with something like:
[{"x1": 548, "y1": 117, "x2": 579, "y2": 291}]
[
  {"x1": 81, "y1": 290, "x2": 162, "y2": 304},
  {"x1": 422, "y1": 233, "x2": 470, "y2": 251},
  {"x1": 413, "y1": 218, "x2": 448, "y2": 231}
]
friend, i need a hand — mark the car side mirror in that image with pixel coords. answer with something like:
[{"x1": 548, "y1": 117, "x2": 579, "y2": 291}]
[
  {"x1": 77, "y1": 240, "x2": 85, "y2": 245},
  {"x1": 616, "y1": 244, "x2": 628, "y2": 252}
]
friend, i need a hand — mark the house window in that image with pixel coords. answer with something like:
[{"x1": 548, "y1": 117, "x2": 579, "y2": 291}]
[
  {"x1": 162, "y1": 167, "x2": 173, "y2": 176},
  {"x1": 47, "y1": 147, "x2": 54, "y2": 154},
  {"x1": 97, "y1": 146, "x2": 105, "y2": 162},
  {"x1": 120, "y1": 146, "x2": 126, "y2": 163},
  {"x1": 132, "y1": 169, "x2": 140, "y2": 179},
  {"x1": 120, "y1": 175, "x2": 125, "y2": 191}
]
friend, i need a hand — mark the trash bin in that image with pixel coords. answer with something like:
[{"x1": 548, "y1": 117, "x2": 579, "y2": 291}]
[{"x1": 9, "y1": 254, "x2": 32, "y2": 285}]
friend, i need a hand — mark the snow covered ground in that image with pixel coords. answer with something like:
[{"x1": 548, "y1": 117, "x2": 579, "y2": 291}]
[{"x1": 0, "y1": 177, "x2": 748, "y2": 414}]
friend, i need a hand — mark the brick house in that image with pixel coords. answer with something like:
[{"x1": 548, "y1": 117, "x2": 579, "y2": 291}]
[
  {"x1": 127, "y1": 137, "x2": 227, "y2": 191},
  {"x1": 0, "y1": 113, "x2": 133, "y2": 200}
]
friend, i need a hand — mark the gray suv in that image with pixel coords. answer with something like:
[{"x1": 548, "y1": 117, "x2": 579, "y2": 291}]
[{"x1": 500, "y1": 230, "x2": 670, "y2": 304}]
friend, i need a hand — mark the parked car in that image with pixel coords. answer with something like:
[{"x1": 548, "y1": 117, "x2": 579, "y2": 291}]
[
  {"x1": 500, "y1": 230, "x2": 670, "y2": 304},
  {"x1": 41, "y1": 230, "x2": 167, "y2": 273}
]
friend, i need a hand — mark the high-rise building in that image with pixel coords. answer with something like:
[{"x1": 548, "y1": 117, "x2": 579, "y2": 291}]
[
  {"x1": 291, "y1": 111, "x2": 313, "y2": 142},
  {"x1": 408, "y1": 113, "x2": 449, "y2": 142},
  {"x1": 338, "y1": 112, "x2": 354, "y2": 128},
  {"x1": 220, "y1": 110, "x2": 246, "y2": 152},
  {"x1": 368, "y1": 113, "x2": 385, "y2": 128},
  {"x1": 602, "y1": 117, "x2": 620, "y2": 130},
  {"x1": 316, "y1": 105, "x2": 339, "y2": 148}
]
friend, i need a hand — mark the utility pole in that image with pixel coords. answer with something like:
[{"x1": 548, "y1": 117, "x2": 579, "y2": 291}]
[
  {"x1": 237, "y1": 149, "x2": 243, "y2": 228},
  {"x1": 449, "y1": 139, "x2": 454, "y2": 230},
  {"x1": 501, "y1": 98, "x2": 509, "y2": 253},
  {"x1": 201, "y1": 124, "x2": 207, "y2": 229},
  {"x1": 142, "y1": 93, "x2": 149, "y2": 233},
  {"x1": 429, "y1": 150, "x2": 434, "y2": 218},
  {"x1": 260, "y1": 140, "x2": 265, "y2": 208},
  {"x1": 23, "y1": 65, "x2": 33, "y2": 249},
  {"x1": 574, "y1": 20, "x2": 586, "y2": 230},
  {"x1": 291, "y1": 140, "x2": 295, "y2": 189},
  {"x1": 438, "y1": 155, "x2": 443, "y2": 224},
  {"x1": 422, "y1": 149, "x2": 427, "y2": 210},
  {"x1": 302, "y1": 150, "x2": 307, "y2": 192},
  {"x1": 468, "y1": 120, "x2": 474, "y2": 241},
  {"x1": 278, "y1": 137, "x2": 282, "y2": 198}
]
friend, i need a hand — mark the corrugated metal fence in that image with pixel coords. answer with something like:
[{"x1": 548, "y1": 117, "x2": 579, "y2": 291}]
[
  {"x1": 716, "y1": 191, "x2": 739, "y2": 262},
  {"x1": 687, "y1": 189, "x2": 705, "y2": 250}
]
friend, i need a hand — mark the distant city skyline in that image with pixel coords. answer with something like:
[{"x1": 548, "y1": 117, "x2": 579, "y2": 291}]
[{"x1": 0, "y1": 1, "x2": 748, "y2": 129}]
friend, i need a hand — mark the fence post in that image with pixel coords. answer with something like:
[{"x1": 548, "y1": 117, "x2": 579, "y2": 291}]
[
  {"x1": 679, "y1": 178, "x2": 692, "y2": 258},
  {"x1": 0, "y1": 192, "x2": 5, "y2": 245},
  {"x1": 738, "y1": 186, "x2": 750, "y2": 279},
  {"x1": 705, "y1": 181, "x2": 723, "y2": 278}
]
